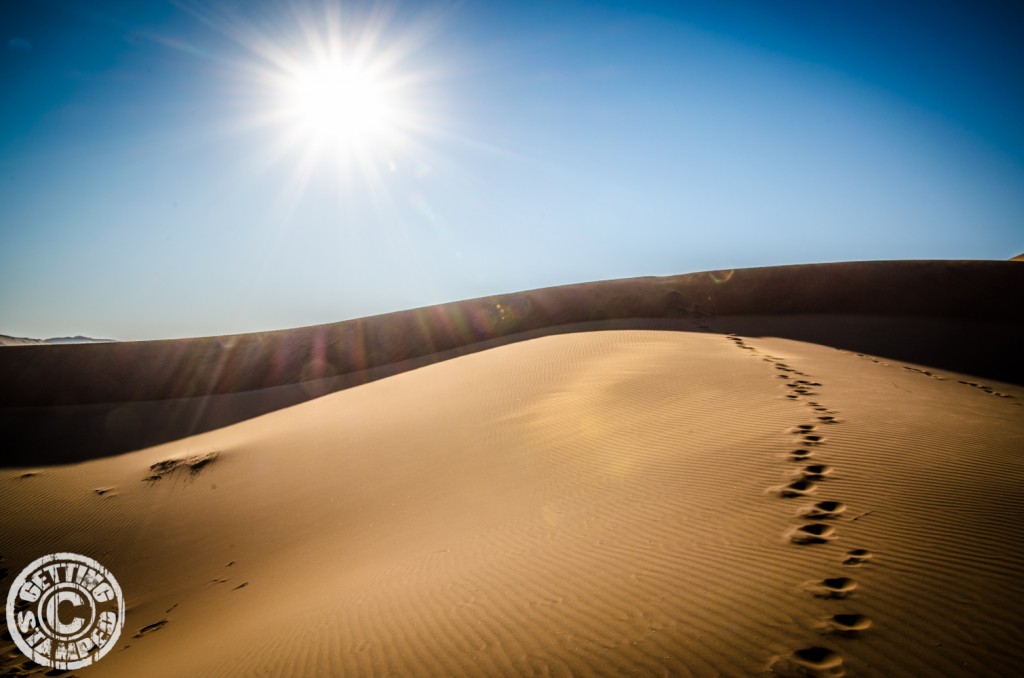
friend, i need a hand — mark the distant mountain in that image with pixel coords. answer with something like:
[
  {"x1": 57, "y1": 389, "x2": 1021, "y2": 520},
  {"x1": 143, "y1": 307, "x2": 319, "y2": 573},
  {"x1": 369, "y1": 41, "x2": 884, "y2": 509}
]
[
  {"x1": 1011, "y1": 253, "x2": 1024, "y2": 261},
  {"x1": 0, "y1": 334, "x2": 116, "y2": 346}
]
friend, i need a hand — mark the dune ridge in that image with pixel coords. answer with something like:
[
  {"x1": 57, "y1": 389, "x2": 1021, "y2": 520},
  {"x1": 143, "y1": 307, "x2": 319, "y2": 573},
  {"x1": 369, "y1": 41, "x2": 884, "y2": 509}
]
[
  {"x1": 2, "y1": 260, "x2": 1021, "y2": 408},
  {"x1": 2, "y1": 261, "x2": 1022, "y2": 466}
]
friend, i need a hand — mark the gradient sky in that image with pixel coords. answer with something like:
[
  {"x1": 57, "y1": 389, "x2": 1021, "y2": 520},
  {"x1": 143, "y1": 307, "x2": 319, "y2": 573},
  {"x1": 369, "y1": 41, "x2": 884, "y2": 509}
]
[{"x1": 1, "y1": 0, "x2": 1022, "y2": 341}]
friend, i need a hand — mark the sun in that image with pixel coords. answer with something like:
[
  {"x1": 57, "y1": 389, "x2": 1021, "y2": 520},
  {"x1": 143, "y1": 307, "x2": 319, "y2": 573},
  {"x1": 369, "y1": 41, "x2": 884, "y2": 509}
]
[
  {"x1": 194, "y1": 0, "x2": 442, "y2": 194},
  {"x1": 283, "y1": 59, "x2": 402, "y2": 147}
]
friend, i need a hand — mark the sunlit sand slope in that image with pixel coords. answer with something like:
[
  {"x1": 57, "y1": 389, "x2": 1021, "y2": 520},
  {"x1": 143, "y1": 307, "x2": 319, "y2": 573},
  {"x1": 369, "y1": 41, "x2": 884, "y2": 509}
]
[{"x1": 2, "y1": 327, "x2": 1022, "y2": 676}]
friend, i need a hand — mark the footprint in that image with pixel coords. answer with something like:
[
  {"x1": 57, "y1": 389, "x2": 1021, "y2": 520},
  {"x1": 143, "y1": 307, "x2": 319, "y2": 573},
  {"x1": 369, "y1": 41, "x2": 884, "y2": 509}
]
[
  {"x1": 144, "y1": 452, "x2": 219, "y2": 482},
  {"x1": 801, "y1": 464, "x2": 832, "y2": 481},
  {"x1": 817, "y1": 415, "x2": 837, "y2": 424},
  {"x1": 93, "y1": 487, "x2": 114, "y2": 496},
  {"x1": 186, "y1": 452, "x2": 219, "y2": 475},
  {"x1": 133, "y1": 620, "x2": 167, "y2": 638},
  {"x1": 144, "y1": 458, "x2": 183, "y2": 482},
  {"x1": 795, "y1": 424, "x2": 817, "y2": 432},
  {"x1": 771, "y1": 646, "x2": 844, "y2": 678},
  {"x1": 824, "y1": 613, "x2": 872, "y2": 637},
  {"x1": 807, "y1": 577, "x2": 858, "y2": 599},
  {"x1": 233, "y1": 582, "x2": 249, "y2": 590},
  {"x1": 803, "y1": 434, "x2": 824, "y2": 445},
  {"x1": 778, "y1": 479, "x2": 816, "y2": 498},
  {"x1": 843, "y1": 549, "x2": 873, "y2": 566},
  {"x1": 790, "y1": 449, "x2": 814, "y2": 461},
  {"x1": 800, "y1": 500, "x2": 846, "y2": 519},
  {"x1": 790, "y1": 523, "x2": 836, "y2": 545}
]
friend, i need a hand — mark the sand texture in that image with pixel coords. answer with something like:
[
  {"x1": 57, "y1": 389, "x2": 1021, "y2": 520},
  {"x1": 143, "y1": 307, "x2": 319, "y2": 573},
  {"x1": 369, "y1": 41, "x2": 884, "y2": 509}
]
[{"x1": 1, "y1": 260, "x2": 1023, "y2": 676}]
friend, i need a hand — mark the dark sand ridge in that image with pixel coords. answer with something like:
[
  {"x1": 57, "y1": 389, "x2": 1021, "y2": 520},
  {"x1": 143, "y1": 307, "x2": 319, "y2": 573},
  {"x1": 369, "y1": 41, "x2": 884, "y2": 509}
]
[{"x1": 2, "y1": 260, "x2": 1021, "y2": 465}]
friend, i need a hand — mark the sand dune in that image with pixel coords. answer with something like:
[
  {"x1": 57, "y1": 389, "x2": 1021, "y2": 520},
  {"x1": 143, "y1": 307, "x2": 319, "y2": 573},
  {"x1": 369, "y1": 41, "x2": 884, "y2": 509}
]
[
  {"x1": 2, "y1": 261, "x2": 1023, "y2": 676},
  {"x1": 0, "y1": 335, "x2": 46, "y2": 347},
  {"x1": 1, "y1": 260, "x2": 1021, "y2": 465}
]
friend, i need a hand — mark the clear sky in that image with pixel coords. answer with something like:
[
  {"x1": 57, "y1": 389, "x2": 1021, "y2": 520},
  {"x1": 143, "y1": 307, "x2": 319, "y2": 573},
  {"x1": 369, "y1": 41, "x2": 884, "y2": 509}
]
[{"x1": 1, "y1": 0, "x2": 1022, "y2": 341}]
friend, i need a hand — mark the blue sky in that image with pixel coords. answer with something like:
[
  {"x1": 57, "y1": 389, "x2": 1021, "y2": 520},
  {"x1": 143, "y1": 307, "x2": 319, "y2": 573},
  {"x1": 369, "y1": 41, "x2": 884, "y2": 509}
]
[{"x1": 1, "y1": 0, "x2": 1022, "y2": 340}]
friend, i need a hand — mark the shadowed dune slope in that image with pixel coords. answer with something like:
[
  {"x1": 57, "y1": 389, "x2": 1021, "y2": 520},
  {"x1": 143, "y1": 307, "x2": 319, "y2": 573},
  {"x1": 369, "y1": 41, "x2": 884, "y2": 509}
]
[{"x1": 1, "y1": 260, "x2": 1021, "y2": 465}]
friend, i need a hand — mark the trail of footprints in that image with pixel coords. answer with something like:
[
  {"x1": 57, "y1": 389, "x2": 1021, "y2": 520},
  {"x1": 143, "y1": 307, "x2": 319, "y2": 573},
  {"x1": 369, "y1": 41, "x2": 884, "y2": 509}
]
[
  {"x1": 855, "y1": 352, "x2": 1020, "y2": 406},
  {"x1": 724, "y1": 334, "x2": 873, "y2": 678}
]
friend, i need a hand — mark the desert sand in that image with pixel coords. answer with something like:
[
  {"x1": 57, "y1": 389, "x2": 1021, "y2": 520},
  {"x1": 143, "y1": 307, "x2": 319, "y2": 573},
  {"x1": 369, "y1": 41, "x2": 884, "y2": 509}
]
[{"x1": 1, "y1": 260, "x2": 1022, "y2": 676}]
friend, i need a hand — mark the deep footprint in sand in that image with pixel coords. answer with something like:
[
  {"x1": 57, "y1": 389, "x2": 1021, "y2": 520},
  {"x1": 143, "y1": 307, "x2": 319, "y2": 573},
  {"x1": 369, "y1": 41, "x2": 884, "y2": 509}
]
[
  {"x1": 771, "y1": 646, "x2": 845, "y2": 678},
  {"x1": 144, "y1": 458, "x2": 184, "y2": 482},
  {"x1": 790, "y1": 449, "x2": 814, "y2": 462},
  {"x1": 790, "y1": 523, "x2": 836, "y2": 545},
  {"x1": 800, "y1": 464, "x2": 833, "y2": 481},
  {"x1": 778, "y1": 479, "x2": 816, "y2": 498},
  {"x1": 133, "y1": 620, "x2": 167, "y2": 639},
  {"x1": 843, "y1": 549, "x2": 874, "y2": 566},
  {"x1": 824, "y1": 613, "x2": 872, "y2": 637},
  {"x1": 800, "y1": 500, "x2": 846, "y2": 519},
  {"x1": 807, "y1": 577, "x2": 858, "y2": 599},
  {"x1": 803, "y1": 434, "x2": 825, "y2": 445}
]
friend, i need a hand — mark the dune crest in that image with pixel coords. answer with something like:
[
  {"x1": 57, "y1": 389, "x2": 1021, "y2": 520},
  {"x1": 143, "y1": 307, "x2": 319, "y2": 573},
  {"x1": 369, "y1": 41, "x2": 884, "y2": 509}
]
[{"x1": 2, "y1": 260, "x2": 1021, "y2": 465}]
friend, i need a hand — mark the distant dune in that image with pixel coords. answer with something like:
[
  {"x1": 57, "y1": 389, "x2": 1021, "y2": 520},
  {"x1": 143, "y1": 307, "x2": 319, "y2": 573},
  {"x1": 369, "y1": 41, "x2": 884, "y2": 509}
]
[
  {"x1": 0, "y1": 334, "x2": 115, "y2": 346},
  {"x1": 0, "y1": 334, "x2": 46, "y2": 346},
  {"x1": 1, "y1": 260, "x2": 1022, "y2": 677}
]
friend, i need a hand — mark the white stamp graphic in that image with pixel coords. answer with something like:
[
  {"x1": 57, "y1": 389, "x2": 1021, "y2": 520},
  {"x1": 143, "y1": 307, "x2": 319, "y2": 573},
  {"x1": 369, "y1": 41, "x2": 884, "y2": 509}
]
[{"x1": 5, "y1": 552, "x2": 124, "y2": 670}]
